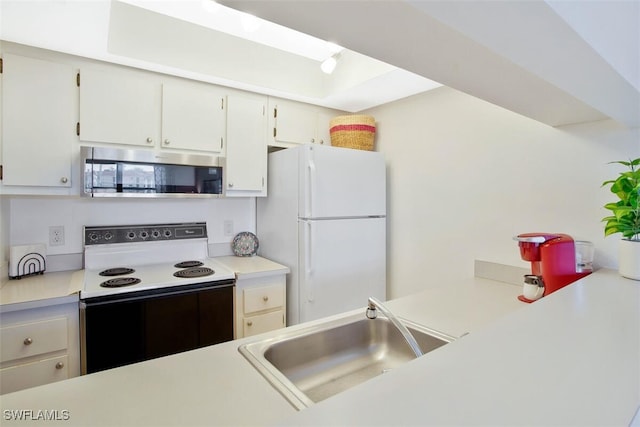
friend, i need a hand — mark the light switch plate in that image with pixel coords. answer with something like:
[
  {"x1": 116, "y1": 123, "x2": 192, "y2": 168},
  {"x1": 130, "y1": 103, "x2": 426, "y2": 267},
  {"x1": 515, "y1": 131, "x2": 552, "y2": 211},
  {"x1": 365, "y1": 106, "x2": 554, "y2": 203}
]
[{"x1": 224, "y1": 220, "x2": 234, "y2": 237}]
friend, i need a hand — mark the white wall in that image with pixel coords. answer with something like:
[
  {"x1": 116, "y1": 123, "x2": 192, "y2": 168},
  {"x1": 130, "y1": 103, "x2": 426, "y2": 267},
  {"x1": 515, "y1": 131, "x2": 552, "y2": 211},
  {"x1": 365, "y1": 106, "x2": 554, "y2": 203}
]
[
  {"x1": 366, "y1": 87, "x2": 639, "y2": 298},
  {"x1": 6, "y1": 197, "x2": 255, "y2": 270}
]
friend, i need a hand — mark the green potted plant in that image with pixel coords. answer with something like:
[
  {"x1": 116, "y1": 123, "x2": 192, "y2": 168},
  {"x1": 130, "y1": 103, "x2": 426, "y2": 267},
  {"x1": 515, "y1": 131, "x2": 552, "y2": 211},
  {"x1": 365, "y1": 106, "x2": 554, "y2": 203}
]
[{"x1": 602, "y1": 157, "x2": 640, "y2": 280}]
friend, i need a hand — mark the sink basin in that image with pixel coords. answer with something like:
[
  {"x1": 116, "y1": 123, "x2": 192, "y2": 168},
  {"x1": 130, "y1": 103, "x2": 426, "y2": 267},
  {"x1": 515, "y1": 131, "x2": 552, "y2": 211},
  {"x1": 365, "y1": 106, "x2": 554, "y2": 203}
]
[{"x1": 239, "y1": 313, "x2": 455, "y2": 409}]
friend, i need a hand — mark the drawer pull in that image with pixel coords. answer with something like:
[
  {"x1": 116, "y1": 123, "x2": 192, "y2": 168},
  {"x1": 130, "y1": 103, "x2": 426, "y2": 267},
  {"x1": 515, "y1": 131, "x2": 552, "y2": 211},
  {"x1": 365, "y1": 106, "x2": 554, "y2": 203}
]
[
  {"x1": 55, "y1": 362, "x2": 65, "y2": 370},
  {"x1": 263, "y1": 296, "x2": 269, "y2": 302},
  {"x1": 247, "y1": 321, "x2": 253, "y2": 327},
  {"x1": 23, "y1": 338, "x2": 33, "y2": 346}
]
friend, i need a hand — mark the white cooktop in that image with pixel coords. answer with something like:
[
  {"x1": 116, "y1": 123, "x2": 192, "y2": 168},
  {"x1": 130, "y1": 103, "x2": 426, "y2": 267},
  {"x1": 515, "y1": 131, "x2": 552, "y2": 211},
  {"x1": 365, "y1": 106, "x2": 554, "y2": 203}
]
[{"x1": 81, "y1": 256, "x2": 235, "y2": 299}]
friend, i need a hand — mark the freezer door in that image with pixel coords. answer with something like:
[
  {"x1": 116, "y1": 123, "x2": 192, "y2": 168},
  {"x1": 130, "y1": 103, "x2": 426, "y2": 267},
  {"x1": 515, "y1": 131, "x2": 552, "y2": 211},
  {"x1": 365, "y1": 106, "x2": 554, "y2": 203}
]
[
  {"x1": 297, "y1": 217, "x2": 386, "y2": 324},
  {"x1": 300, "y1": 145, "x2": 386, "y2": 219}
]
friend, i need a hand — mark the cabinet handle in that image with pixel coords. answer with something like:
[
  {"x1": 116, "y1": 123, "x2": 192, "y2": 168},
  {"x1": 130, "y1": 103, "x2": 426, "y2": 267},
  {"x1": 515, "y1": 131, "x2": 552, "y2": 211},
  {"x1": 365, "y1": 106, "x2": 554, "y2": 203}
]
[
  {"x1": 311, "y1": 138, "x2": 315, "y2": 143},
  {"x1": 163, "y1": 139, "x2": 170, "y2": 145},
  {"x1": 319, "y1": 139, "x2": 324, "y2": 145},
  {"x1": 55, "y1": 362, "x2": 65, "y2": 370},
  {"x1": 247, "y1": 321, "x2": 253, "y2": 327},
  {"x1": 146, "y1": 137, "x2": 153, "y2": 144},
  {"x1": 23, "y1": 337, "x2": 33, "y2": 345},
  {"x1": 60, "y1": 177, "x2": 68, "y2": 184},
  {"x1": 263, "y1": 296, "x2": 269, "y2": 302},
  {"x1": 228, "y1": 182, "x2": 234, "y2": 188}
]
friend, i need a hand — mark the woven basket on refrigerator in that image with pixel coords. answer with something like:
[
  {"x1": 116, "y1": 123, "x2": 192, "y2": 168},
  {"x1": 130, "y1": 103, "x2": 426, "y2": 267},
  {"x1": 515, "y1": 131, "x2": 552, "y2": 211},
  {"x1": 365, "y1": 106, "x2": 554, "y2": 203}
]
[{"x1": 329, "y1": 115, "x2": 376, "y2": 151}]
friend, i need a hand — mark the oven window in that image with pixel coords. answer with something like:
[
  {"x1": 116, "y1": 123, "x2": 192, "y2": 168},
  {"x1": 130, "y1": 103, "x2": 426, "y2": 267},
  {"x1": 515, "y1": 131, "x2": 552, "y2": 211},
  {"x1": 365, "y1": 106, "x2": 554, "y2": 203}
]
[{"x1": 85, "y1": 160, "x2": 222, "y2": 194}]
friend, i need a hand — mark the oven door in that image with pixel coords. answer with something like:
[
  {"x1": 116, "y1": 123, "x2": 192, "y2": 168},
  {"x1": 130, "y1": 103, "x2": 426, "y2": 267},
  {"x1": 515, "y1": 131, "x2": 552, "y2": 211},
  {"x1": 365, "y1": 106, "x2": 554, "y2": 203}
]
[{"x1": 80, "y1": 280, "x2": 234, "y2": 374}]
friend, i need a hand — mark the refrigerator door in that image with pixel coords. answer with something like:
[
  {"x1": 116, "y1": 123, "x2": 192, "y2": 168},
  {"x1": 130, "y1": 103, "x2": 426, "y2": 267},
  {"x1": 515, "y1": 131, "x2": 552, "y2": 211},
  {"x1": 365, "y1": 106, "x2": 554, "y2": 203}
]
[
  {"x1": 299, "y1": 145, "x2": 386, "y2": 219},
  {"x1": 297, "y1": 217, "x2": 386, "y2": 324}
]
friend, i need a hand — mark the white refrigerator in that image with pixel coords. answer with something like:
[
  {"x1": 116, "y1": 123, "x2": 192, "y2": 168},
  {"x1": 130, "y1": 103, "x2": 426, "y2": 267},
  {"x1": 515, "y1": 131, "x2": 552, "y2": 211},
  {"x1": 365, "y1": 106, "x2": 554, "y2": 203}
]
[{"x1": 257, "y1": 144, "x2": 386, "y2": 325}]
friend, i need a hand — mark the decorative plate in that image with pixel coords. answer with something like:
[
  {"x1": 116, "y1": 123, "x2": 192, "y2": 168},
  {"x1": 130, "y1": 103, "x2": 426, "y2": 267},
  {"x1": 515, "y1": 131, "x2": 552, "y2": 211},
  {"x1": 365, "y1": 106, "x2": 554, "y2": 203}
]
[{"x1": 232, "y1": 232, "x2": 259, "y2": 257}]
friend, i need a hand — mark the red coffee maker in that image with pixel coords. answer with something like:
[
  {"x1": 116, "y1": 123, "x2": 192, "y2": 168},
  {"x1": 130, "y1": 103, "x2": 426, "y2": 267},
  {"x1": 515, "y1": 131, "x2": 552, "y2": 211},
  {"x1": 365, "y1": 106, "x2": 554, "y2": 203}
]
[{"x1": 514, "y1": 233, "x2": 592, "y2": 303}]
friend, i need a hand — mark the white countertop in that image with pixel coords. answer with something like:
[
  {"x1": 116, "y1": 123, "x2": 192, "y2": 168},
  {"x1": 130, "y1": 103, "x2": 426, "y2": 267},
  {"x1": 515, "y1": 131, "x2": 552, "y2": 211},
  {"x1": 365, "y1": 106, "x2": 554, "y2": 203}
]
[
  {"x1": 278, "y1": 269, "x2": 640, "y2": 426},
  {"x1": 0, "y1": 256, "x2": 288, "y2": 311},
  {"x1": 0, "y1": 269, "x2": 637, "y2": 426},
  {"x1": 215, "y1": 255, "x2": 290, "y2": 279},
  {"x1": 0, "y1": 270, "x2": 81, "y2": 312}
]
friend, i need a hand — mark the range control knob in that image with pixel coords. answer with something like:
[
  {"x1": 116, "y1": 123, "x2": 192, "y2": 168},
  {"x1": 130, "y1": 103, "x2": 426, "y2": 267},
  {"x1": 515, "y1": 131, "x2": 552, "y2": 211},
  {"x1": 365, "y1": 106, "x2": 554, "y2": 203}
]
[
  {"x1": 125, "y1": 231, "x2": 137, "y2": 240},
  {"x1": 88, "y1": 232, "x2": 100, "y2": 243},
  {"x1": 103, "y1": 232, "x2": 114, "y2": 241},
  {"x1": 151, "y1": 230, "x2": 161, "y2": 239},
  {"x1": 163, "y1": 229, "x2": 172, "y2": 238},
  {"x1": 139, "y1": 231, "x2": 149, "y2": 240}
]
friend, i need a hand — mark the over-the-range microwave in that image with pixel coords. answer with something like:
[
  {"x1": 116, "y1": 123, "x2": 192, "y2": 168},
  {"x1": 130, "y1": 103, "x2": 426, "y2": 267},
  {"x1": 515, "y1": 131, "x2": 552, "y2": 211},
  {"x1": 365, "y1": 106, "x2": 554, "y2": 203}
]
[{"x1": 81, "y1": 146, "x2": 224, "y2": 198}]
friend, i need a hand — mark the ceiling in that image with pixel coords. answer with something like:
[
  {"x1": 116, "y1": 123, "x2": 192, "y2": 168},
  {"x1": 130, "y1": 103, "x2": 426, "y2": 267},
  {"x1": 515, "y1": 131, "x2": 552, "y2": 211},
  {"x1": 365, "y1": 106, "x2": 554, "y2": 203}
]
[
  {"x1": 0, "y1": 0, "x2": 637, "y2": 127},
  {"x1": 218, "y1": 0, "x2": 640, "y2": 128},
  {"x1": 0, "y1": 0, "x2": 441, "y2": 112}
]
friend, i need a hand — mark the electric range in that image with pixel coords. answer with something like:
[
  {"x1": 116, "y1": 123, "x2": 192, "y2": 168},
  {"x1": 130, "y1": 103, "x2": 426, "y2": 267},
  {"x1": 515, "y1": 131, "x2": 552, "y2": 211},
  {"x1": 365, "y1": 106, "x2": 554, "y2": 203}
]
[{"x1": 80, "y1": 222, "x2": 236, "y2": 374}]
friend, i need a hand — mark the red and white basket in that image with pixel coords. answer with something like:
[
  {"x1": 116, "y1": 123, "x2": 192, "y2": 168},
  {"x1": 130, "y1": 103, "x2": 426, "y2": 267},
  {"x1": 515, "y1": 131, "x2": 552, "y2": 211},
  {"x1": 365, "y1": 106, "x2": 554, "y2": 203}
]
[{"x1": 329, "y1": 115, "x2": 376, "y2": 151}]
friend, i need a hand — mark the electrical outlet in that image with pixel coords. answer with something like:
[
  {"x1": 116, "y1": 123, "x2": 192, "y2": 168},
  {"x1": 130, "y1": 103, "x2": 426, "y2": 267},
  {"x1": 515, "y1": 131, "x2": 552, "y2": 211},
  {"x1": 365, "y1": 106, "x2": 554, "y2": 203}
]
[
  {"x1": 49, "y1": 226, "x2": 65, "y2": 246},
  {"x1": 224, "y1": 220, "x2": 234, "y2": 237}
]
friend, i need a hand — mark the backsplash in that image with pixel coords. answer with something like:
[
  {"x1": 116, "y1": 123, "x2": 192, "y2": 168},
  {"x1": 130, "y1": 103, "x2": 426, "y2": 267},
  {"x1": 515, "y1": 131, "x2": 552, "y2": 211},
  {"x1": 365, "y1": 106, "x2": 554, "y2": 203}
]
[{"x1": 5, "y1": 196, "x2": 256, "y2": 272}]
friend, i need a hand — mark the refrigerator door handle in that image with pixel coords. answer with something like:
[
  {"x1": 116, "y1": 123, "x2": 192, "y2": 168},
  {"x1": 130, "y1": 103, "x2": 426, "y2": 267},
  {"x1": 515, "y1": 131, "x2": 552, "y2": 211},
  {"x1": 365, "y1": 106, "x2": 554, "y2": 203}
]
[
  {"x1": 305, "y1": 221, "x2": 314, "y2": 302},
  {"x1": 306, "y1": 157, "x2": 316, "y2": 218}
]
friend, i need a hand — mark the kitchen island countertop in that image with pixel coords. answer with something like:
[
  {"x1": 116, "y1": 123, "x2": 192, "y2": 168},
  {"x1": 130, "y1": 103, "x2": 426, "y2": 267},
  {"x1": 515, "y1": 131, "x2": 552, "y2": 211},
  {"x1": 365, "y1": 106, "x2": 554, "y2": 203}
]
[{"x1": 1, "y1": 269, "x2": 637, "y2": 426}]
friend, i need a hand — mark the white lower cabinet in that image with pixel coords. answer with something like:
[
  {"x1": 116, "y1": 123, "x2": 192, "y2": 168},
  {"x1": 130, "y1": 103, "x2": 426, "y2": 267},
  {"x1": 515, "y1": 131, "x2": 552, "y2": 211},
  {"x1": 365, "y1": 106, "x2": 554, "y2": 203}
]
[
  {"x1": 243, "y1": 310, "x2": 284, "y2": 338},
  {"x1": 0, "y1": 301, "x2": 79, "y2": 395},
  {"x1": 1, "y1": 355, "x2": 69, "y2": 393},
  {"x1": 236, "y1": 277, "x2": 286, "y2": 339}
]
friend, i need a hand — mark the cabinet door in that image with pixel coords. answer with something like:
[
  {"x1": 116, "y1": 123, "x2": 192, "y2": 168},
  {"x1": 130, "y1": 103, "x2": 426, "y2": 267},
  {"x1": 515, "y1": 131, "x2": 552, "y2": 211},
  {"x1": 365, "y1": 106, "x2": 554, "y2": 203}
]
[
  {"x1": 161, "y1": 82, "x2": 225, "y2": 153},
  {"x1": 79, "y1": 67, "x2": 161, "y2": 147},
  {"x1": 1, "y1": 54, "x2": 74, "y2": 187},
  {"x1": 226, "y1": 94, "x2": 267, "y2": 195},
  {"x1": 271, "y1": 99, "x2": 318, "y2": 145},
  {"x1": 316, "y1": 109, "x2": 334, "y2": 146},
  {"x1": 0, "y1": 355, "x2": 68, "y2": 395},
  {"x1": 243, "y1": 310, "x2": 285, "y2": 338}
]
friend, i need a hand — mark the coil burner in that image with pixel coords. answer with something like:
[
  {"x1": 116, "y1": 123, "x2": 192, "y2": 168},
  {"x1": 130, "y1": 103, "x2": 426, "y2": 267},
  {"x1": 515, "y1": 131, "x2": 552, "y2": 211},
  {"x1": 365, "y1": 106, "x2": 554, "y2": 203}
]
[
  {"x1": 100, "y1": 277, "x2": 142, "y2": 288},
  {"x1": 174, "y1": 261, "x2": 204, "y2": 269},
  {"x1": 99, "y1": 267, "x2": 135, "y2": 276},
  {"x1": 173, "y1": 267, "x2": 214, "y2": 279}
]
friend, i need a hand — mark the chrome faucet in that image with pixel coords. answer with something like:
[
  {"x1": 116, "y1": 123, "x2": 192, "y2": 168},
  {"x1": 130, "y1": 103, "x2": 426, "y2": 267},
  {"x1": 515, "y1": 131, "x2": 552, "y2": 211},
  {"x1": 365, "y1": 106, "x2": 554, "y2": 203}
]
[{"x1": 366, "y1": 297, "x2": 423, "y2": 358}]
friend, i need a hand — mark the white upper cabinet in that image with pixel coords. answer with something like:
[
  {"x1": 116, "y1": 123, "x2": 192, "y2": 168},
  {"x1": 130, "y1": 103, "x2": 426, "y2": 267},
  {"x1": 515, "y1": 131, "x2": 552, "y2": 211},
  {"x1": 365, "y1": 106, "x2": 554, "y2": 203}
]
[
  {"x1": 226, "y1": 93, "x2": 267, "y2": 197},
  {"x1": 161, "y1": 81, "x2": 225, "y2": 153},
  {"x1": 79, "y1": 67, "x2": 161, "y2": 148},
  {"x1": 1, "y1": 54, "x2": 75, "y2": 188},
  {"x1": 268, "y1": 98, "x2": 340, "y2": 147},
  {"x1": 79, "y1": 68, "x2": 225, "y2": 154}
]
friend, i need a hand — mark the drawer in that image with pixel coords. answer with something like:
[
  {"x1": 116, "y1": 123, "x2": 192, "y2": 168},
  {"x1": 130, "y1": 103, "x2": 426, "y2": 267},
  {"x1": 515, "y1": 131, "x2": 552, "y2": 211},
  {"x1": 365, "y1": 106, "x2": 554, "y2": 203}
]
[
  {"x1": 243, "y1": 310, "x2": 285, "y2": 338},
  {"x1": 243, "y1": 284, "x2": 284, "y2": 315},
  {"x1": 1, "y1": 318, "x2": 68, "y2": 363},
  {"x1": 0, "y1": 355, "x2": 68, "y2": 395}
]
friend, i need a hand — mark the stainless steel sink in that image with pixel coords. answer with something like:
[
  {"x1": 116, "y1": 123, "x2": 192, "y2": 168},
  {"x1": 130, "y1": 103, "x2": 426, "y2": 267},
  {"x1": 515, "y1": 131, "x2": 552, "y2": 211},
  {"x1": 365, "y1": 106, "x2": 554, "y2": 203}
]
[{"x1": 239, "y1": 313, "x2": 455, "y2": 409}]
